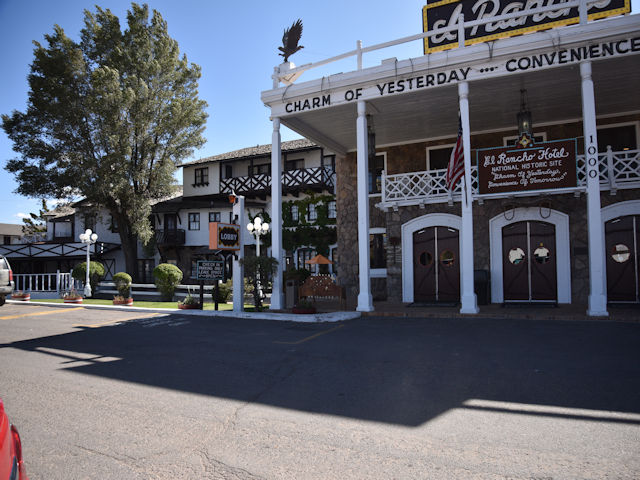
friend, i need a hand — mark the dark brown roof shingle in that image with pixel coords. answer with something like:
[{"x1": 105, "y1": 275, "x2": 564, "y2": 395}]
[{"x1": 181, "y1": 138, "x2": 318, "y2": 167}]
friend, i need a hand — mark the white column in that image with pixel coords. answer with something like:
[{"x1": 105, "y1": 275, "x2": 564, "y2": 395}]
[
  {"x1": 458, "y1": 81, "x2": 479, "y2": 314},
  {"x1": 232, "y1": 195, "x2": 246, "y2": 312},
  {"x1": 580, "y1": 61, "x2": 608, "y2": 316},
  {"x1": 356, "y1": 100, "x2": 373, "y2": 311},
  {"x1": 270, "y1": 117, "x2": 284, "y2": 310}
]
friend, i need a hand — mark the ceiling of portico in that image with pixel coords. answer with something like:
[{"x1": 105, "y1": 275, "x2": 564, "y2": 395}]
[{"x1": 281, "y1": 54, "x2": 640, "y2": 154}]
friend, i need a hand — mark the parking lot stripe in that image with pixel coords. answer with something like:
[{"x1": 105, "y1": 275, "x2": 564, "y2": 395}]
[
  {"x1": 73, "y1": 312, "x2": 160, "y2": 328},
  {"x1": 274, "y1": 324, "x2": 345, "y2": 345},
  {"x1": 0, "y1": 307, "x2": 84, "y2": 320}
]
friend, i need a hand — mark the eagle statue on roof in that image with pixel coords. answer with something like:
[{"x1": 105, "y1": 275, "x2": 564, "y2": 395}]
[{"x1": 278, "y1": 19, "x2": 304, "y2": 63}]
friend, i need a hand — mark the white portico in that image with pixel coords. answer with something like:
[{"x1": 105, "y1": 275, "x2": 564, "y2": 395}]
[{"x1": 262, "y1": 1, "x2": 640, "y2": 315}]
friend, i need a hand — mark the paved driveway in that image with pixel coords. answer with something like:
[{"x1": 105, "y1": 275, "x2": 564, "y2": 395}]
[{"x1": 1, "y1": 304, "x2": 639, "y2": 479}]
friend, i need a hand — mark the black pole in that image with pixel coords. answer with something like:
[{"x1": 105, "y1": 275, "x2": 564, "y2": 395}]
[
  {"x1": 215, "y1": 282, "x2": 219, "y2": 311},
  {"x1": 199, "y1": 280, "x2": 204, "y2": 310}
]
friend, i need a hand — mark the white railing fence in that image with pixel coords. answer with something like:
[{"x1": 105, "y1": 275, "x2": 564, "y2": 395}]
[
  {"x1": 274, "y1": 0, "x2": 601, "y2": 86},
  {"x1": 13, "y1": 271, "x2": 73, "y2": 294}
]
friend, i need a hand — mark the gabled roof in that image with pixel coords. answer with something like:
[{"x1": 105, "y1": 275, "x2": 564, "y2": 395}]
[
  {"x1": 0, "y1": 223, "x2": 24, "y2": 236},
  {"x1": 181, "y1": 138, "x2": 319, "y2": 167},
  {"x1": 43, "y1": 204, "x2": 76, "y2": 220}
]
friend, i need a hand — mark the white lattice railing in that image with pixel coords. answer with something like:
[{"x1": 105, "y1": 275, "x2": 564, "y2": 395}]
[{"x1": 380, "y1": 148, "x2": 640, "y2": 209}]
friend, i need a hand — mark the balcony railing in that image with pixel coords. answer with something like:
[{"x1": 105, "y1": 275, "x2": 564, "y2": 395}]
[
  {"x1": 379, "y1": 148, "x2": 640, "y2": 210},
  {"x1": 220, "y1": 166, "x2": 336, "y2": 195},
  {"x1": 155, "y1": 229, "x2": 186, "y2": 246},
  {"x1": 0, "y1": 242, "x2": 113, "y2": 258}
]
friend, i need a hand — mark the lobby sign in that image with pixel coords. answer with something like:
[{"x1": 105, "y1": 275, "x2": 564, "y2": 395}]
[
  {"x1": 477, "y1": 138, "x2": 577, "y2": 195},
  {"x1": 209, "y1": 222, "x2": 240, "y2": 251},
  {"x1": 422, "y1": 0, "x2": 631, "y2": 54}
]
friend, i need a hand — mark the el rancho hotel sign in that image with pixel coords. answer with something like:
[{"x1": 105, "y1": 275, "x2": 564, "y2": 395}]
[
  {"x1": 422, "y1": 0, "x2": 631, "y2": 53},
  {"x1": 477, "y1": 137, "x2": 578, "y2": 195}
]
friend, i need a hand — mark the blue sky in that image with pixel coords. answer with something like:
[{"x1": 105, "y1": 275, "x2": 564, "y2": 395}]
[{"x1": 0, "y1": 0, "x2": 637, "y2": 224}]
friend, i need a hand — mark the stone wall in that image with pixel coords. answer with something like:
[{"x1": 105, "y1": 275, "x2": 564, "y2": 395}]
[
  {"x1": 335, "y1": 154, "x2": 359, "y2": 301},
  {"x1": 334, "y1": 115, "x2": 640, "y2": 305}
]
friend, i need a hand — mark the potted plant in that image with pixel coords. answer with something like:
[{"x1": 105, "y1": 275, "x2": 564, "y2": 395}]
[
  {"x1": 112, "y1": 272, "x2": 133, "y2": 305},
  {"x1": 178, "y1": 293, "x2": 201, "y2": 310},
  {"x1": 62, "y1": 288, "x2": 83, "y2": 304},
  {"x1": 10, "y1": 290, "x2": 30, "y2": 301},
  {"x1": 292, "y1": 298, "x2": 316, "y2": 314},
  {"x1": 112, "y1": 295, "x2": 134, "y2": 306}
]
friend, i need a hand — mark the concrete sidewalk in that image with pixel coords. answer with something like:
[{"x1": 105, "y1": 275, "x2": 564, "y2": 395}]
[
  {"x1": 5, "y1": 299, "x2": 361, "y2": 323},
  {"x1": 363, "y1": 300, "x2": 640, "y2": 322}
]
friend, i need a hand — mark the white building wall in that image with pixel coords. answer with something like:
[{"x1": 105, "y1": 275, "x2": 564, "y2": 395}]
[
  {"x1": 182, "y1": 164, "x2": 221, "y2": 197},
  {"x1": 182, "y1": 208, "x2": 234, "y2": 246}
]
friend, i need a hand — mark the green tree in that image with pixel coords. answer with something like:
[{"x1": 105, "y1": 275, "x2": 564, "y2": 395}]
[
  {"x1": 2, "y1": 3, "x2": 208, "y2": 278},
  {"x1": 21, "y1": 199, "x2": 50, "y2": 239}
]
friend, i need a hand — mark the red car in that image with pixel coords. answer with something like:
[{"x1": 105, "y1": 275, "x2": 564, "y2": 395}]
[{"x1": 0, "y1": 399, "x2": 27, "y2": 480}]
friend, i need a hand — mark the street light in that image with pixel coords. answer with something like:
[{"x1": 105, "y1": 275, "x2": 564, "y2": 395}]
[
  {"x1": 79, "y1": 228, "x2": 98, "y2": 297},
  {"x1": 247, "y1": 216, "x2": 270, "y2": 300},
  {"x1": 246, "y1": 216, "x2": 270, "y2": 257}
]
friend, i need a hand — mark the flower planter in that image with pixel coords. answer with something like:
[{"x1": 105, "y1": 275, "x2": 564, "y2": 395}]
[
  {"x1": 292, "y1": 307, "x2": 316, "y2": 314},
  {"x1": 113, "y1": 298, "x2": 134, "y2": 306},
  {"x1": 63, "y1": 298, "x2": 83, "y2": 304},
  {"x1": 10, "y1": 294, "x2": 30, "y2": 301},
  {"x1": 178, "y1": 303, "x2": 201, "y2": 310}
]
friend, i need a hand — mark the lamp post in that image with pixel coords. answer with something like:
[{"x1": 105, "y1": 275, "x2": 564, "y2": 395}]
[
  {"x1": 247, "y1": 216, "x2": 270, "y2": 299},
  {"x1": 247, "y1": 216, "x2": 270, "y2": 257},
  {"x1": 79, "y1": 229, "x2": 98, "y2": 297}
]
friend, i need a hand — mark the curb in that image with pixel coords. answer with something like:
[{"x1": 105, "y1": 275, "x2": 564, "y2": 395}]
[{"x1": 6, "y1": 300, "x2": 361, "y2": 323}]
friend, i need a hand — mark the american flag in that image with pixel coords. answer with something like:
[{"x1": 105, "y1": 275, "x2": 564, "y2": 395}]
[{"x1": 446, "y1": 116, "x2": 464, "y2": 191}]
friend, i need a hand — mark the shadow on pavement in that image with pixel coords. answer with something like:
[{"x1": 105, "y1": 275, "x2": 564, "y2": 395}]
[{"x1": 3, "y1": 314, "x2": 640, "y2": 426}]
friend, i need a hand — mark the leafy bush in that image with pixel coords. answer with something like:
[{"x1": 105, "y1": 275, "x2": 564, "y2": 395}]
[
  {"x1": 113, "y1": 272, "x2": 132, "y2": 298},
  {"x1": 153, "y1": 263, "x2": 183, "y2": 301},
  {"x1": 72, "y1": 261, "x2": 105, "y2": 294},
  {"x1": 179, "y1": 293, "x2": 200, "y2": 306},
  {"x1": 283, "y1": 267, "x2": 311, "y2": 285},
  {"x1": 216, "y1": 279, "x2": 232, "y2": 303}
]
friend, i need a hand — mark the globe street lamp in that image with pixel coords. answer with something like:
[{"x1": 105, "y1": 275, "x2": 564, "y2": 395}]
[
  {"x1": 247, "y1": 216, "x2": 270, "y2": 299},
  {"x1": 79, "y1": 229, "x2": 98, "y2": 297},
  {"x1": 246, "y1": 216, "x2": 270, "y2": 257}
]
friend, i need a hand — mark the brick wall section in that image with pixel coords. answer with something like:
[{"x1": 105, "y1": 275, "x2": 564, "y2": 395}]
[{"x1": 335, "y1": 116, "x2": 640, "y2": 304}]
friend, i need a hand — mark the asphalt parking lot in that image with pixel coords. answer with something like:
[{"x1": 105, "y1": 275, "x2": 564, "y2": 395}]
[{"x1": 1, "y1": 303, "x2": 639, "y2": 479}]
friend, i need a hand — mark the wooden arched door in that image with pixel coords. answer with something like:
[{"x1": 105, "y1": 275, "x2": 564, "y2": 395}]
[
  {"x1": 502, "y1": 221, "x2": 556, "y2": 302},
  {"x1": 413, "y1": 226, "x2": 460, "y2": 303},
  {"x1": 605, "y1": 215, "x2": 640, "y2": 303}
]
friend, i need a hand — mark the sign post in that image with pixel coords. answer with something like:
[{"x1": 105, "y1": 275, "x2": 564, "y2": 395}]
[{"x1": 195, "y1": 260, "x2": 225, "y2": 310}]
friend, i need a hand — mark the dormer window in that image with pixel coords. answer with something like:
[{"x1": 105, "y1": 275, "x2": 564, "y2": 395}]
[{"x1": 194, "y1": 167, "x2": 209, "y2": 186}]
